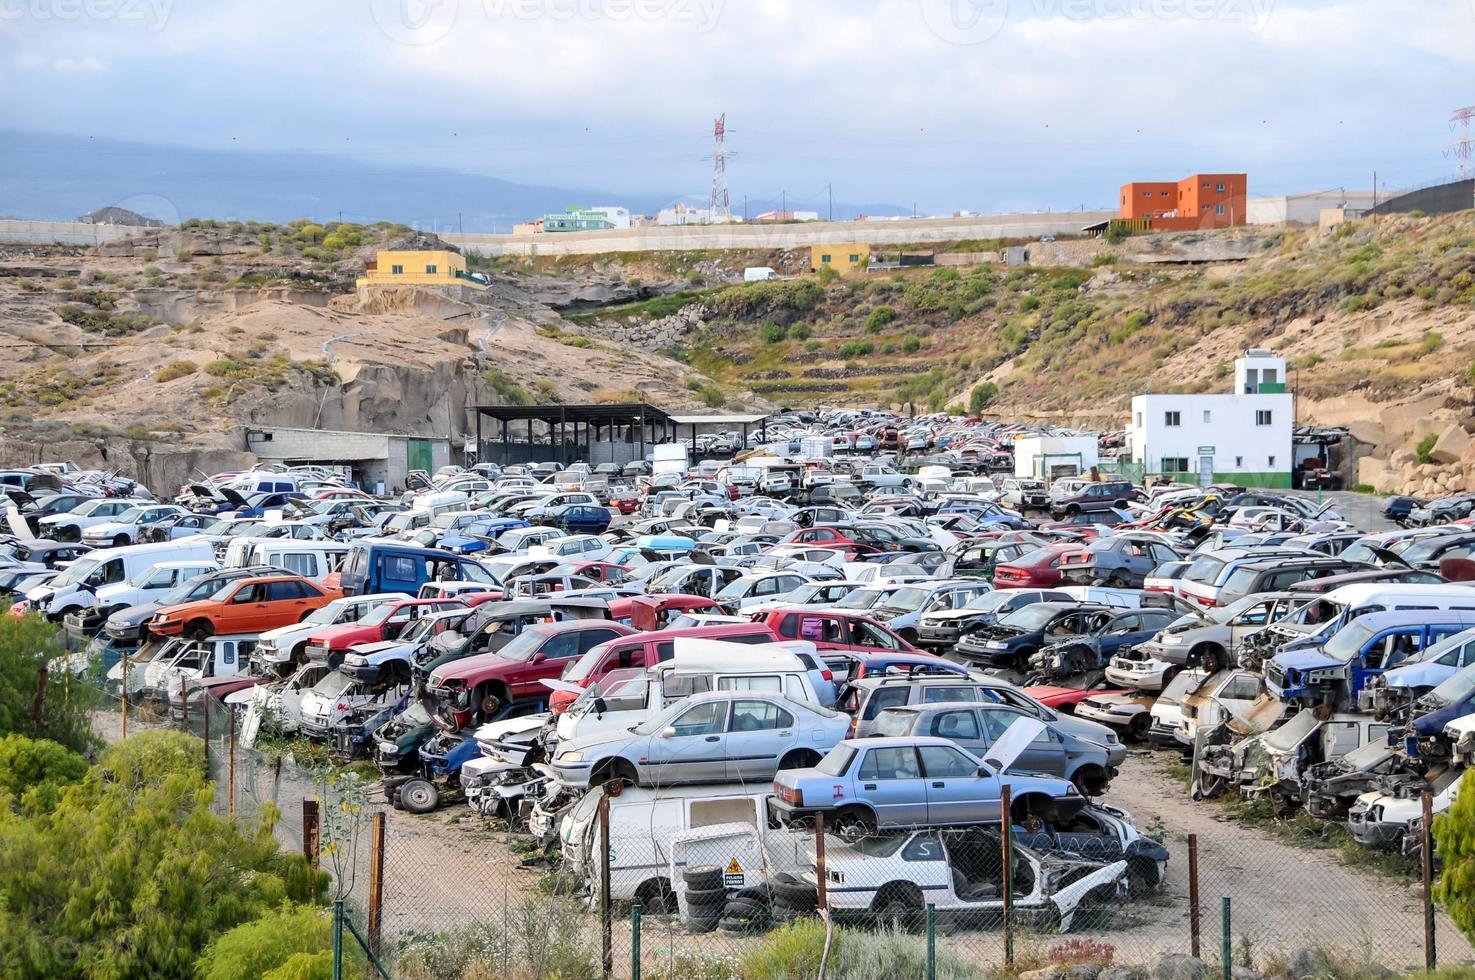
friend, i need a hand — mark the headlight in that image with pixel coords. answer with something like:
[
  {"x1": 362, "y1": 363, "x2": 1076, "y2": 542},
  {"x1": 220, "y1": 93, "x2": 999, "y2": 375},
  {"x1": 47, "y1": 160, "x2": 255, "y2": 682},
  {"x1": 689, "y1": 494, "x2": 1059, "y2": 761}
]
[{"x1": 557, "y1": 751, "x2": 583, "y2": 764}]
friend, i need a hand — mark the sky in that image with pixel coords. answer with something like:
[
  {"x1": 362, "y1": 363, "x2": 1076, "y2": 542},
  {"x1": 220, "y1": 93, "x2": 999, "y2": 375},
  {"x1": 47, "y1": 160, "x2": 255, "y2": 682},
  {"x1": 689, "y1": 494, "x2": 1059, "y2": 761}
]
[{"x1": 2, "y1": 0, "x2": 1474, "y2": 218}]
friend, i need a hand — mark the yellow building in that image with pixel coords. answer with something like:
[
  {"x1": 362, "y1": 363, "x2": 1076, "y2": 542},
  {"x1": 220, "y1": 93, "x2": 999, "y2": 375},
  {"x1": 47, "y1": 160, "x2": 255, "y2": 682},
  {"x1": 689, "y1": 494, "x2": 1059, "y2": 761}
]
[
  {"x1": 810, "y1": 243, "x2": 871, "y2": 276},
  {"x1": 356, "y1": 249, "x2": 486, "y2": 289}
]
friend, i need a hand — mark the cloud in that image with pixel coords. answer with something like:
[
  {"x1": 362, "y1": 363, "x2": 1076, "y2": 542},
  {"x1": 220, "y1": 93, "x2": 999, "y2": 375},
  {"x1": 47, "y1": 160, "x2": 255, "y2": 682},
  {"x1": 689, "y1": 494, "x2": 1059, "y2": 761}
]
[{"x1": 13, "y1": 52, "x2": 105, "y2": 71}]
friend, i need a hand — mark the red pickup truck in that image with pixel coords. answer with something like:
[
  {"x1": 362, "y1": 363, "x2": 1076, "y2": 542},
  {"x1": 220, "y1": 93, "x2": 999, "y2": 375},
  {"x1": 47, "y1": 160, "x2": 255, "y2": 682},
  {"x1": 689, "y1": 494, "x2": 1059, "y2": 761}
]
[
  {"x1": 425, "y1": 619, "x2": 634, "y2": 728},
  {"x1": 303, "y1": 598, "x2": 467, "y2": 667}
]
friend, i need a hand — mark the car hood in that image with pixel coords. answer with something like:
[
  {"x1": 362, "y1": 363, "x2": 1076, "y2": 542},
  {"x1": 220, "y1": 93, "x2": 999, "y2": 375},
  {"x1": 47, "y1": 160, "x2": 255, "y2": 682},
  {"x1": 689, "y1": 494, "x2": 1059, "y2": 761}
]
[
  {"x1": 152, "y1": 598, "x2": 219, "y2": 620},
  {"x1": 94, "y1": 581, "x2": 141, "y2": 603},
  {"x1": 428, "y1": 651, "x2": 522, "y2": 686},
  {"x1": 83, "y1": 521, "x2": 130, "y2": 538},
  {"x1": 109, "y1": 600, "x2": 163, "y2": 627},
  {"x1": 984, "y1": 716, "x2": 1047, "y2": 772},
  {"x1": 1271, "y1": 649, "x2": 1343, "y2": 675},
  {"x1": 473, "y1": 715, "x2": 548, "y2": 743},
  {"x1": 347, "y1": 639, "x2": 412, "y2": 659}
]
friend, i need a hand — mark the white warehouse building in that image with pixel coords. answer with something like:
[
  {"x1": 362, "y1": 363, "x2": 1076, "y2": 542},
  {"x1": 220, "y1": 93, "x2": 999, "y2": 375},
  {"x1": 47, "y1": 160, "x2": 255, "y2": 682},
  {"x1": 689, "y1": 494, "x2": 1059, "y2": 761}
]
[
  {"x1": 1013, "y1": 434, "x2": 1100, "y2": 480},
  {"x1": 1126, "y1": 350, "x2": 1293, "y2": 488}
]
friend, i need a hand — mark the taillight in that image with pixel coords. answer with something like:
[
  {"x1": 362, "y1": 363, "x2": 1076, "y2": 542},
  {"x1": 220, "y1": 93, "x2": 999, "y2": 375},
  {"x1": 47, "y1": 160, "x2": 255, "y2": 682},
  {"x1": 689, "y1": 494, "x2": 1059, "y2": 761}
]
[
  {"x1": 821, "y1": 669, "x2": 833, "y2": 682},
  {"x1": 775, "y1": 783, "x2": 805, "y2": 806},
  {"x1": 848, "y1": 716, "x2": 857, "y2": 735}
]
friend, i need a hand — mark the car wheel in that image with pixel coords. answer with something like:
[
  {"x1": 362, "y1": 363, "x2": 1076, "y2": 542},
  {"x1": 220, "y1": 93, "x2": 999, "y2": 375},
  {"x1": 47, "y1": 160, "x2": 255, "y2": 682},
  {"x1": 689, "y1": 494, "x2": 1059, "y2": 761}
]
[
  {"x1": 113, "y1": 533, "x2": 130, "y2": 548},
  {"x1": 187, "y1": 620, "x2": 213, "y2": 641},
  {"x1": 1128, "y1": 713, "x2": 1151, "y2": 741},
  {"x1": 399, "y1": 778, "x2": 439, "y2": 814},
  {"x1": 635, "y1": 880, "x2": 677, "y2": 916},
  {"x1": 834, "y1": 807, "x2": 874, "y2": 844},
  {"x1": 683, "y1": 865, "x2": 725, "y2": 892},
  {"x1": 874, "y1": 885, "x2": 924, "y2": 931}
]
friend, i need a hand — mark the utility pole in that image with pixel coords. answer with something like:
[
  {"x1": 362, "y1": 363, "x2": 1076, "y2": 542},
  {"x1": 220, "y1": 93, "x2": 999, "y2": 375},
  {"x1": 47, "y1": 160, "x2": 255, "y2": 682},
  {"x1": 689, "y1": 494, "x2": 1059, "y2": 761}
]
[
  {"x1": 458, "y1": 212, "x2": 463, "y2": 234},
  {"x1": 782, "y1": 189, "x2": 786, "y2": 215},
  {"x1": 828, "y1": 183, "x2": 833, "y2": 222},
  {"x1": 1373, "y1": 170, "x2": 1377, "y2": 209},
  {"x1": 743, "y1": 195, "x2": 747, "y2": 222}
]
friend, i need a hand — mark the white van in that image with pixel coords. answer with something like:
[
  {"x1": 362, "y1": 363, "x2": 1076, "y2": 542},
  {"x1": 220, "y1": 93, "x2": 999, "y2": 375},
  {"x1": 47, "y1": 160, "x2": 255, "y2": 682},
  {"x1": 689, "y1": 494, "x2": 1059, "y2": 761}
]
[
  {"x1": 223, "y1": 539, "x2": 348, "y2": 582},
  {"x1": 559, "y1": 783, "x2": 790, "y2": 913},
  {"x1": 23, "y1": 538, "x2": 217, "y2": 619},
  {"x1": 92, "y1": 560, "x2": 220, "y2": 619}
]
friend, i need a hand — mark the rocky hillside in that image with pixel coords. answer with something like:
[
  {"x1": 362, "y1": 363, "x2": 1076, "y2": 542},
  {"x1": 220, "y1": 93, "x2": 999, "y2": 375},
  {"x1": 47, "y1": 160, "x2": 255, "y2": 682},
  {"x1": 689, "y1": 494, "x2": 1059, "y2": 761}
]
[
  {"x1": 0, "y1": 220, "x2": 758, "y2": 489},
  {"x1": 558, "y1": 213, "x2": 1475, "y2": 486}
]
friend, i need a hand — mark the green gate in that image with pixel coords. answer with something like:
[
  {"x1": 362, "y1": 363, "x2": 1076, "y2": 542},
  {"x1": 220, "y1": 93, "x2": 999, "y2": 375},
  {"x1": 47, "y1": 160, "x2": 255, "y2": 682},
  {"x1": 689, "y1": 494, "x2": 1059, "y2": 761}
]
[{"x1": 407, "y1": 438, "x2": 434, "y2": 474}]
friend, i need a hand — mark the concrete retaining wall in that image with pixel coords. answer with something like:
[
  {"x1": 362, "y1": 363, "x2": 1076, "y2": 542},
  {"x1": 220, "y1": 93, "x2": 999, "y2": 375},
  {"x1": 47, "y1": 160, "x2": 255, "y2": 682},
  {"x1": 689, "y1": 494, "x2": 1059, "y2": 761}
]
[
  {"x1": 446, "y1": 212, "x2": 1115, "y2": 257},
  {"x1": 0, "y1": 220, "x2": 140, "y2": 246}
]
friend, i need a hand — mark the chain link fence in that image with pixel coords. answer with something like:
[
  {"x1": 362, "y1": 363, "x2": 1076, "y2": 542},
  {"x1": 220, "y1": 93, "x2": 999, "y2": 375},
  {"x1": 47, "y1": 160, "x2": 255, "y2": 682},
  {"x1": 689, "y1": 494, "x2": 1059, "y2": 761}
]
[{"x1": 81, "y1": 669, "x2": 1467, "y2": 979}]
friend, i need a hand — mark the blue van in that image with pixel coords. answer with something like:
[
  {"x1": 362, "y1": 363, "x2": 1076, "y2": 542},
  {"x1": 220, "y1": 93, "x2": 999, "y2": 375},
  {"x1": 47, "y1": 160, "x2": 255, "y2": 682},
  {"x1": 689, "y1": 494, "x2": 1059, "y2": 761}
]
[
  {"x1": 1267, "y1": 610, "x2": 1475, "y2": 710},
  {"x1": 338, "y1": 543, "x2": 496, "y2": 597}
]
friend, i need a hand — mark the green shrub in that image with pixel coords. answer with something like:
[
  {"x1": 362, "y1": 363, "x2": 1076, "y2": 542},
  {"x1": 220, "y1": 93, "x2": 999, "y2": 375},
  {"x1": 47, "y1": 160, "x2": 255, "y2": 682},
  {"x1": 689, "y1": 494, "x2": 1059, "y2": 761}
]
[
  {"x1": 968, "y1": 381, "x2": 999, "y2": 414},
  {"x1": 1417, "y1": 433, "x2": 1438, "y2": 465},
  {"x1": 1421, "y1": 330, "x2": 1446, "y2": 355},
  {"x1": 559, "y1": 335, "x2": 592, "y2": 349},
  {"x1": 760, "y1": 322, "x2": 787, "y2": 344},
  {"x1": 787, "y1": 323, "x2": 811, "y2": 341},
  {"x1": 483, "y1": 368, "x2": 531, "y2": 406},
  {"x1": 865, "y1": 306, "x2": 896, "y2": 333},
  {"x1": 838, "y1": 339, "x2": 875, "y2": 358},
  {"x1": 0, "y1": 734, "x2": 87, "y2": 816},
  {"x1": 1104, "y1": 222, "x2": 1131, "y2": 245},
  {"x1": 1124, "y1": 310, "x2": 1149, "y2": 330},
  {"x1": 739, "y1": 918, "x2": 826, "y2": 979},
  {"x1": 1019, "y1": 296, "x2": 1040, "y2": 312},
  {"x1": 196, "y1": 905, "x2": 333, "y2": 980},
  {"x1": 700, "y1": 385, "x2": 725, "y2": 408},
  {"x1": 901, "y1": 335, "x2": 923, "y2": 354}
]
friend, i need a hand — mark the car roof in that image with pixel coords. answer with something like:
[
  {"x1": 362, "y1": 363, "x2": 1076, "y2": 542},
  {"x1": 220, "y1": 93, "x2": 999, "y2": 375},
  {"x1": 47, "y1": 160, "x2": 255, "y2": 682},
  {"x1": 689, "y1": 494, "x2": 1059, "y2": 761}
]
[{"x1": 840, "y1": 735, "x2": 961, "y2": 749}]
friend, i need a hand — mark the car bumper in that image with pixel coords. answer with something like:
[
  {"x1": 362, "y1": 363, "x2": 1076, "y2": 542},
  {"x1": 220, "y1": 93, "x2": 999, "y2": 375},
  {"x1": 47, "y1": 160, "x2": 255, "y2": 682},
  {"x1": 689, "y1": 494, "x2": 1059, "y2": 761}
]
[
  {"x1": 918, "y1": 626, "x2": 962, "y2": 647},
  {"x1": 1103, "y1": 662, "x2": 1167, "y2": 690},
  {"x1": 550, "y1": 761, "x2": 593, "y2": 788},
  {"x1": 106, "y1": 620, "x2": 144, "y2": 642},
  {"x1": 1347, "y1": 810, "x2": 1407, "y2": 849},
  {"x1": 1147, "y1": 723, "x2": 1189, "y2": 749},
  {"x1": 767, "y1": 796, "x2": 829, "y2": 824},
  {"x1": 1075, "y1": 703, "x2": 1141, "y2": 729}
]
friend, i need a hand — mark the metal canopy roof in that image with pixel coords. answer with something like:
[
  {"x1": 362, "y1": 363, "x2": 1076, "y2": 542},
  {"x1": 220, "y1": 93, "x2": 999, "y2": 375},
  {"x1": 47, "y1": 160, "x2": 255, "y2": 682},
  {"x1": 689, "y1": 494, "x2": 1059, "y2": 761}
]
[
  {"x1": 473, "y1": 403, "x2": 672, "y2": 424},
  {"x1": 667, "y1": 413, "x2": 770, "y2": 425}
]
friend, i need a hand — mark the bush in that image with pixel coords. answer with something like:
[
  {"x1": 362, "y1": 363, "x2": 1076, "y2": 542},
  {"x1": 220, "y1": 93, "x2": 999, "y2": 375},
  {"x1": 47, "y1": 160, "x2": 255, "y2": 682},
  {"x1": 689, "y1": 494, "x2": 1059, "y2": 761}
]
[
  {"x1": 865, "y1": 306, "x2": 896, "y2": 333},
  {"x1": 740, "y1": 921, "x2": 977, "y2": 980},
  {"x1": 901, "y1": 335, "x2": 923, "y2": 354},
  {"x1": 1124, "y1": 310, "x2": 1149, "y2": 331},
  {"x1": 700, "y1": 385, "x2": 725, "y2": 408},
  {"x1": 0, "y1": 735, "x2": 87, "y2": 816},
  {"x1": 968, "y1": 381, "x2": 999, "y2": 414},
  {"x1": 155, "y1": 361, "x2": 197, "y2": 383},
  {"x1": 1019, "y1": 296, "x2": 1040, "y2": 312},
  {"x1": 196, "y1": 905, "x2": 333, "y2": 980},
  {"x1": 838, "y1": 339, "x2": 875, "y2": 358},
  {"x1": 760, "y1": 322, "x2": 787, "y2": 344},
  {"x1": 483, "y1": 368, "x2": 531, "y2": 406},
  {"x1": 1417, "y1": 433, "x2": 1438, "y2": 465},
  {"x1": 787, "y1": 323, "x2": 811, "y2": 341},
  {"x1": 1421, "y1": 330, "x2": 1446, "y2": 355},
  {"x1": 0, "y1": 615, "x2": 99, "y2": 754},
  {"x1": 1104, "y1": 222, "x2": 1131, "y2": 245}
]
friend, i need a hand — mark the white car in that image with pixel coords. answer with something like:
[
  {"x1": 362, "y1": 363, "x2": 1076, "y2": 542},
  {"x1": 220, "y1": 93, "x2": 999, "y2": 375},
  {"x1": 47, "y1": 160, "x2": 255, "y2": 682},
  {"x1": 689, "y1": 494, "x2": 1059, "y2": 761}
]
[
  {"x1": 81, "y1": 504, "x2": 192, "y2": 548},
  {"x1": 91, "y1": 560, "x2": 219, "y2": 619},
  {"x1": 713, "y1": 571, "x2": 812, "y2": 613},
  {"x1": 813, "y1": 827, "x2": 1127, "y2": 932},
  {"x1": 251, "y1": 592, "x2": 413, "y2": 676},
  {"x1": 40, "y1": 498, "x2": 145, "y2": 542},
  {"x1": 296, "y1": 669, "x2": 408, "y2": 738}
]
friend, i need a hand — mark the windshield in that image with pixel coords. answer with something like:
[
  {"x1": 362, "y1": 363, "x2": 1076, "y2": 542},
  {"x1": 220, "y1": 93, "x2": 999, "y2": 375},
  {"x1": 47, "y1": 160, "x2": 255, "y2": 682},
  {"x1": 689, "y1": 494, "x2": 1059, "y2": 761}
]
[
  {"x1": 495, "y1": 627, "x2": 551, "y2": 662},
  {"x1": 715, "y1": 578, "x2": 754, "y2": 600},
  {"x1": 1159, "y1": 670, "x2": 1206, "y2": 703},
  {"x1": 999, "y1": 604, "x2": 1062, "y2": 630},
  {"x1": 632, "y1": 697, "x2": 691, "y2": 736},
  {"x1": 111, "y1": 506, "x2": 147, "y2": 523},
  {"x1": 815, "y1": 743, "x2": 856, "y2": 776},
  {"x1": 959, "y1": 591, "x2": 1013, "y2": 613},
  {"x1": 1222, "y1": 566, "x2": 1268, "y2": 597},
  {"x1": 356, "y1": 603, "x2": 400, "y2": 628},
  {"x1": 878, "y1": 587, "x2": 929, "y2": 614},
  {"x1": 303, "y1": 602, "x2": 346, "y2": 626},
  {"x1": 834, "y1": 588, "x2": 890, "y2": 610},
  {"x1": 224, "y1": 522, "x2": 260, "y2": 538},
  {"x1": 310, "y1": 671, "x2": 356, "y2": 697},
  {"x1": 52, "y1": 557, "x2": 100, "y2": 588},
  {"x1": 1184, "y1": 555, "x2": 1227, "y2": 584},
  {"x1": 1322, "y1": 619, "x2": 1380, "y2": 663},
  {"x1": 1430, "y1": 663, "x2": 1475, "y2": 706}
]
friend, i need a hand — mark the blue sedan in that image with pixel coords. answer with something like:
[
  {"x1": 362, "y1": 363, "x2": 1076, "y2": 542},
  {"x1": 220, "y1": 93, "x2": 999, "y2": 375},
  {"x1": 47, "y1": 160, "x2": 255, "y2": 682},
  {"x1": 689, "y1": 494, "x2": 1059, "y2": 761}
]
[{"x1": 553, "y1": 504, "x2": 612, "y2": 535}]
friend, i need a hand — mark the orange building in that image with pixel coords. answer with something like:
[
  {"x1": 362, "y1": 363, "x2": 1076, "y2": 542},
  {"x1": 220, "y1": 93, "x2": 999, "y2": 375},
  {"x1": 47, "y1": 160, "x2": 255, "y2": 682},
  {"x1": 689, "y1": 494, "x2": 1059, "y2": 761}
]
[{"x1": 1119, "y1": 173, "x2": 1247, "y2": 230}]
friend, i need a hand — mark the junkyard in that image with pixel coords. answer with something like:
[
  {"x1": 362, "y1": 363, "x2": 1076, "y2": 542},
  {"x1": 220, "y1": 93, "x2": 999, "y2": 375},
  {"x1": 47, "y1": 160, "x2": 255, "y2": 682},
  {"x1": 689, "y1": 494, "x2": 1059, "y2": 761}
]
[{"x1": 9, "y1": 402, "x2": 1475, "y2": 977}]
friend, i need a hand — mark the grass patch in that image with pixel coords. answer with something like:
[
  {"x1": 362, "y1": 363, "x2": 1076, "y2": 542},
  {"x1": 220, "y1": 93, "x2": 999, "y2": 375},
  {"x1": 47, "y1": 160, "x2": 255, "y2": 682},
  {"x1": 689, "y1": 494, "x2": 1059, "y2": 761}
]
[
  {"x1": 483, "y1": 368, "x2": 531, "y2": 405},
  {"x1": 154, "y1": 361, "x2": 197, "y2": 383}
]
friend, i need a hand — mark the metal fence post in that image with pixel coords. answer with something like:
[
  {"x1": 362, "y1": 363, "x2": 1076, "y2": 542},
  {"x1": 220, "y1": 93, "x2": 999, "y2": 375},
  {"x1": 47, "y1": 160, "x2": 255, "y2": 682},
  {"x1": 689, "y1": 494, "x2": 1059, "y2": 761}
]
[
  {"x1": 815, "y1": 812, "x2": 828, "y2": 913},
  {"x1": 631, "y1": 903, "x2": 642, "y2": 980},
  {"x1": 303, "y1": 799, "x2": 321, "y2": 868},
  {"x1": 599, "y1": 791, "x2": 612, "y2": 978},
  {"x1": 332, "y1": 899, "x2": 344, "y2": 980},
  {"x1": 1188, "y1": 833, "x2": 1201, "y2": 957},
  {"x1": 1001, "y1": 785, "x2": 1013, "y2": 966},
  {"x1": 202, "y1": 693, "x2": 210, "y2": 770},
  {"x1": 31, "y1": 667, "x2": 46, "y2": 733},
  {"x1": 226, "y1": 710, "x2": 236, "y2": 820},
  {"x1": 1221, "y1": 897, "x2": 1231, "y2": 980},
  {"x1": 120, "y1": 655, "x2": 128, "y2": 739},
  {"x1": 926, "y1": 904, "x2": 936, "y2": 980},
  {"x1": 1423, "y1": 791, "x2": 1437, "y2": 971},
  {"x1": 368, "y1": 811, "x2": 386, "y2": 958},
  {"x1": 180, "y1": 675, "x2": 188, "y2": 730}
]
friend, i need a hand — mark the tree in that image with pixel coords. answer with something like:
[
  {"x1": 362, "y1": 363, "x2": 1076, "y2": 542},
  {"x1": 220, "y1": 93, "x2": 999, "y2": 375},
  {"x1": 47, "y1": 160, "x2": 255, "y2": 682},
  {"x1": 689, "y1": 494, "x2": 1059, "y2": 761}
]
[
  {"x1": 196, "y1": 904, "x2": 334, "y2": 980},
  {"x1": 0, "y1": 734, "x2": 87, "y2": 815},
  {"x1": 0, "y1": 614, "x2": 99, "y2": 754},
  {"x1": 0, "y1": 731, "x2": 327, "y2": 978},
  {"x1": 1435, "y1": 783, "x2": 1475, "y2": 941},
  {"x1": 969, "y1": 382, "x2": 1000, "y2": 414}
]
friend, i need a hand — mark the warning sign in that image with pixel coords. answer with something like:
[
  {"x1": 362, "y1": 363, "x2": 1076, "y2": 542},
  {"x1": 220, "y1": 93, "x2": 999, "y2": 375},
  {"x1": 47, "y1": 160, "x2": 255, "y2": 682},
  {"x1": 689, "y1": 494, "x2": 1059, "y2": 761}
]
[{"x1": 723, "y1": 857, "x2": 744, "y2": 888}]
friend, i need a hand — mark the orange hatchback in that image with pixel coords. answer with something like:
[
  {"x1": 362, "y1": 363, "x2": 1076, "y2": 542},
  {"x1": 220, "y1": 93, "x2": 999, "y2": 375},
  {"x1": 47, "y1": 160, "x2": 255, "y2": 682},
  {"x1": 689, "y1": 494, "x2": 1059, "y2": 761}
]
[{"x1": 150, "y1": 575, "x2": 340, "y2": 640}]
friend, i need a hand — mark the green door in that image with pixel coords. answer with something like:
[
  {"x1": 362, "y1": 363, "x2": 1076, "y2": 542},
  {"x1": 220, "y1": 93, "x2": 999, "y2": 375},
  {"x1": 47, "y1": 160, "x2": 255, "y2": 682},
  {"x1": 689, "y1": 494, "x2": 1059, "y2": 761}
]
[{"x1": 407, "y1": 438, "x2": 434, "y2": 474}]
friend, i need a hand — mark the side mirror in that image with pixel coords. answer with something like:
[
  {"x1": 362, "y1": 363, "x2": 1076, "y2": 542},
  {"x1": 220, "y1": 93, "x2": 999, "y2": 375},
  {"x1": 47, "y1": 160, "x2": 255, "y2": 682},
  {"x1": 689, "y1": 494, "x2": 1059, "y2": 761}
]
[
  {"x1": 661, "y1": 726, "x2": 677, "y2": 739},
  {"x1": 531, "y1": 652, "x2": 546, "y2": 664},
  {"x1": 593, "y1": 697, "x2": 608, "y2": 716}
]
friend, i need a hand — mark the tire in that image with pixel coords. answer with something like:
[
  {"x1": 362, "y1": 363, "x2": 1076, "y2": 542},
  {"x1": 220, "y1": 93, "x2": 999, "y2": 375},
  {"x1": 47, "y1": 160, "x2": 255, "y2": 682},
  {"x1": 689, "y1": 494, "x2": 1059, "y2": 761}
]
[
  {"x1": 872, "y1": 885, "x2": 923, "y2": 931},
  {"x1": 187, "y1": 620, "x2": 213, "y2": 641},
  {"x1": 1128, "y1": 713, "x2": 1152, "y2": 741},
  {"x1": 1127, "y1": 856, "x2": 1161, "y2": 895},
  {"x1": 718, "y1": 911, "x2": 768, "y2": 933},
  {"x1": 723, "y1": 898, "x2": 769, "y2": 918},
  {"x1": 684, "y1": 884, "x2": 728, "y2": 908},
  {"x1": 683, "y1": 865, "x2": 724, "y2": 891},
  {"x1": 399, "y1": 778, "x2": 439, "y2": 814},
  {"x1": 635, "y1": 880, "x2": 677, "y2": 916},
  {"x1": 770, "y1": 879, "x2": 817, "y2": 910},
  {"x1": 834, "y1": 807, "x2": 875, "y2": 844},
  {"x1": 113, "y1": 534, "x2": 130, "y2": 548},
  {"x1": 686, "y1": 909, "x2": 720, "y2": 933}
]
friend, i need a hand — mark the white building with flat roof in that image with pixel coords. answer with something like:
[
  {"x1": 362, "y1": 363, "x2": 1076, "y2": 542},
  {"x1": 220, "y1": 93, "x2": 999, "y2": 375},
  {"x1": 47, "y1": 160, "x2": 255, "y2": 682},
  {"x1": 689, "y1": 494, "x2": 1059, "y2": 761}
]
[
  {"x1": 1013, "y1": 434, "x2": 1100, "y2": 480},
  {"x1": 1126, "y1": 350, "x2": 1293, "y2": 488}
]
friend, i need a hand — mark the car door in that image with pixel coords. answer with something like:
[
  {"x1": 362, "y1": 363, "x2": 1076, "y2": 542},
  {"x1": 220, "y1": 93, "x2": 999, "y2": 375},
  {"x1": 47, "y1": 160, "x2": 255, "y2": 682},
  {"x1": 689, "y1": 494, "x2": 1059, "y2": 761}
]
[
  {"x1": 925, "y1": 707, "x2": 989, "y2": 757},
  {"x1": 978, "y1": 706, "x2": 1066, "y2": 776},
  {"x1": 643, "y1": 699, "x2": 730, "y2": 785},
  {"x1": 225, "y1": 582, "x2": 270, "y2": 632},
  {"x1": 854, "y1": 745, "x2": 930, "y2": 827},
  {"x1": 724, "y1": 698, "x2": 796, "y2": 782},
  {"x1": 919, "y1": 743, "x2": 998, "y2": 825},
  {"x1": 262, "y1": 580, "x2": 313, "y2": 629}
]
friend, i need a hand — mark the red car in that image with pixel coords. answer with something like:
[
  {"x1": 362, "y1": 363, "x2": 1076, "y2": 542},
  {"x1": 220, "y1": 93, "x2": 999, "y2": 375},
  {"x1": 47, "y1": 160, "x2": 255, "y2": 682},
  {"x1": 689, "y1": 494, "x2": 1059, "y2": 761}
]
[
  {"x1": 778, "y1": 526, "x2": 881, "y2": 560},
  {"x1": 993, "y1": 544, "x2": 1074, "y2": 589},
  {"x1": 303, "y1": 598, "x2": 467, "y2": 667},
  {"x1": 425, "y1": 619, "x2": 635, "y2": 728},
  {"x1": 557, "y1": 561, "x2": 628, "y2": 585},
  {"x1": 1025, "y1": 683, "x2": 1129, "y2": 713},
  {"x1": 753, "y1": 607, "x2": 920, "y2": 654},
  {"x1": 544, "y1": 622, "x2": 780, "y2": 712},
  {"x1": 608, "y1": 594, "x2": 722, "y2": 630}
]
